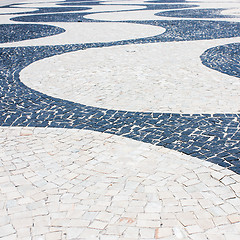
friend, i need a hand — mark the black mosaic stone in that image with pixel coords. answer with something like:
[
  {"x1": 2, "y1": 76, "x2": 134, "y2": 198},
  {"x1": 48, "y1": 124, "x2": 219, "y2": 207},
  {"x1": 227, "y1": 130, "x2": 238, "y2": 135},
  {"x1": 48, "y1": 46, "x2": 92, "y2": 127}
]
[
  {"x1": 0, "y1": 24, "x2": 65, "y2": 43},
  {"x1": 155, "y1": 8, "x2": 237, "y2": 18},
  {"x1": 142, "y1": 4, "x2": 198, "y2": 11},
  {"x1": 200, "y1": 43, "x2": 240, "y2": 78}
]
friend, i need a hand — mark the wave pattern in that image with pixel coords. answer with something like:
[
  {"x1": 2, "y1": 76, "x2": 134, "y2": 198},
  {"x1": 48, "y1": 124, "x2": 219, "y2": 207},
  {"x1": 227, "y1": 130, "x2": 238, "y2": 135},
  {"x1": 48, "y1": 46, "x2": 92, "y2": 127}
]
[{"x1": 1, "y1": 0, "x2": 240, "y2": 174}]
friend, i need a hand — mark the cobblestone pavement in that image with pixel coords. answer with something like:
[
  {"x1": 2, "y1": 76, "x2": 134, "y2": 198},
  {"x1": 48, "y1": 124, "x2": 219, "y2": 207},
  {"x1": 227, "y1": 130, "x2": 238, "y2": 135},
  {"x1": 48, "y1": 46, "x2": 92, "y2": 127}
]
[{"x1": 0, "y1": 0, "x2": 240, "y2": 239}]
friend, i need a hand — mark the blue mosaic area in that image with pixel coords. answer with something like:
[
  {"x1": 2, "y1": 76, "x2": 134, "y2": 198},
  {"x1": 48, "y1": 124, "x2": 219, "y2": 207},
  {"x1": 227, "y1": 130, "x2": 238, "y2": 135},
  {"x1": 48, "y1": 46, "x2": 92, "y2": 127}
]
[
  {"x1": 141, "y1": 4, "x2": 198, "y2": 10},
  {"x1": 0, "y1": 24, "x2": 65, "y2": 43},
  {"x1": 1, "y1": 1, "x2": 240, "y2": 174},
  {"x1": 156, "y1": 8, "x2": 237, "y2": 18},
  {"x1": 201, "y1": 43, "x2": 240, "y2": 79}
]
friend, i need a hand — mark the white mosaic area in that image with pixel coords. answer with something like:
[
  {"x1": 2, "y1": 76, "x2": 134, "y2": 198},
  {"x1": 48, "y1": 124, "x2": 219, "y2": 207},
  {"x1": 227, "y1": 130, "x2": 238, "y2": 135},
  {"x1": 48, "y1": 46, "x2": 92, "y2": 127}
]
[
  {"x1": 21, "y1": 39, "x2": 240, "y2": 113},
  {"x1": 0, "y1": 127, "x2": 240, "y2": 239},
  {"x1": 0, "y1": 22, "x2": 165, "y2": 47}
]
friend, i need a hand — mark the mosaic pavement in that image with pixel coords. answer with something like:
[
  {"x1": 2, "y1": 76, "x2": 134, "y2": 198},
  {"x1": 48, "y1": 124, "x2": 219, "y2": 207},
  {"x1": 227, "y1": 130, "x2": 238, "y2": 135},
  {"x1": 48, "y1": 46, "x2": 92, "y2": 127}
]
[{"x1": 0, "y1": 0, "x2": 240, "y2": 239}]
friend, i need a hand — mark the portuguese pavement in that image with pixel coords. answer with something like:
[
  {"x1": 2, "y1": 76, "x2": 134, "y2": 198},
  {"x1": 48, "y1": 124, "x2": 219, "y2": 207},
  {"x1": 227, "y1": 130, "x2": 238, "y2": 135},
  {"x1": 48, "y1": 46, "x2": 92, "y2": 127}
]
[{"x1": 0, "y1": 0, "x2": 240, "y2": 239}]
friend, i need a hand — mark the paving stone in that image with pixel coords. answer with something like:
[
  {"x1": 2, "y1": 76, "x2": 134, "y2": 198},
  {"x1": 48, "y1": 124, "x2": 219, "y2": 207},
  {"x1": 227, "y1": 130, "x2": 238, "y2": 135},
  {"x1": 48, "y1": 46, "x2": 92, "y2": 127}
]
[
  {"x1": 139, "y1": 228, "x2": 155, "y2": 238},
  {"x1": 176, "y1": 212, "x2": 197, "y2": 227},
  {"x1": 220, "y1": 176, "x2": 236, "y2": 186},
  {"x1": 0, "y1": 234, "x2": 18, "y2": 240},
  {"x1": 230, "y1": 183, "x2": 240, "y2": 195},
  {"x1": 138, "y1": 213, "x2": 161, "y2": 221},
  {"x1": 185, "y1": 225, "x2": 204, "y2": 234},
  {"x1": 224, "y1": 234, "x2": 240, "y2": 240},
  {"x1": 11, "y1": 218, "x2": 33, "y2": 228},
  {"x1": 17, "y1": 228, "x2": 31, "y2": 239},
  {"x1": 155, "y1": 227, "x2": 172, "y2": 238},
  {"x1": 1, "y1": 0, "x2": 240, "y2": 239},
  {"x1": 0, "y1": 224, "x2": 16, "y2": 238},
  {"x1": 78, "y1": 228, "x2": 100, "y2": 238},
  {"x1": 228, "y1": 214, "x2": 240, "y2": 224},
  {"x1": 196, "y1": 219, "x2": 215, "y2": 230},
  {"x1": 89, "y1": 220, "x2": 108, "y2": 230},
  {"x1": 66, "y1": 227, "x2": 84, "y2": 239},
  {"x1": 45, "y1": 231, "x2": 62, "y2": 240},
  {"x1": 123, "y1": 227, "x2": 139, "y2": 238}
]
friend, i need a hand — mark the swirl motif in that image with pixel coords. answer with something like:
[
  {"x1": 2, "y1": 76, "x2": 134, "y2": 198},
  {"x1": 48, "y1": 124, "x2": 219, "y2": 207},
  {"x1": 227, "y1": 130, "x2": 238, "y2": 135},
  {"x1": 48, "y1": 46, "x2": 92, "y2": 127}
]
[{"x1": 0, "y1": 0, "x2": 240, "y2": 174}]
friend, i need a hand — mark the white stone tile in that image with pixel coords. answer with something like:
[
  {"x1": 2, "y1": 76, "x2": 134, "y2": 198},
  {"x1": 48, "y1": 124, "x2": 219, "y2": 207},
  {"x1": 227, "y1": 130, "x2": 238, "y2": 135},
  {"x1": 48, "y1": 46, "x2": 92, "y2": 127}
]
[
  {"x1": 0, "y1": 224, "x2": 16, "y2": 238},
  {"x1": 155, "y1": 228, "x2": 172, "y2": 238},
  {"x1": 89, "y1": 220, "x2": 108, "y2": 230},
  {"x1": 139, "y1": 228, "x2": 155, "y2": 238}
]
